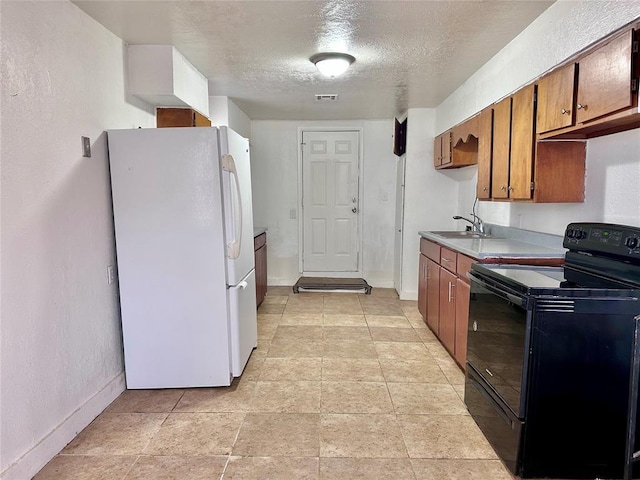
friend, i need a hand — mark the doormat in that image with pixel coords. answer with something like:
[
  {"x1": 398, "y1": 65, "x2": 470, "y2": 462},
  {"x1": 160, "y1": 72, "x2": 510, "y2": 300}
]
[{"x1": 293, "y1": 277, "x2": 372, "y2": 294}]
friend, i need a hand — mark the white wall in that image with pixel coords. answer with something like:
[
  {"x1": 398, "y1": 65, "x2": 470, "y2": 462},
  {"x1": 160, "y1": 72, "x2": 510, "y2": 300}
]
[
  {"x1": 0, "y1": 2, "x2": 155, "y2": 479},
  {"x1": 437, "y1": 1, "x2": 640, "y2": 235},
  {"x1": 209, "y1": 96, "x2": 252, "y2": 140},
  {"x1": 250, "y1": 120, "x2": 397, "y2": 287}
]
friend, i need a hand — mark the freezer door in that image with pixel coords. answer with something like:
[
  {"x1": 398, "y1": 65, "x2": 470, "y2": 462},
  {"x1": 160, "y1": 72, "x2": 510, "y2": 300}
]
[
  {"x1": 219, "y1": 127, "x2": 255, "y2": 285},
  {"x1": 228, "y1": 269, "x2": 258, "y2": 376}
]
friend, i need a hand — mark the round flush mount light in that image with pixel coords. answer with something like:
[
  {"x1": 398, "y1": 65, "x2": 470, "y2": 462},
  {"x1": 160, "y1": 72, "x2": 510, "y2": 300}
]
[{"x1": 310, "y1": 52, "x2": 356, "y2": 78}]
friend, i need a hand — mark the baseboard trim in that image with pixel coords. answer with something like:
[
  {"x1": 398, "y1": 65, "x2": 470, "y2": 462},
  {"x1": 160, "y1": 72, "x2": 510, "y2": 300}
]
[{"x1": 1, "y1": 372, "x2": 126, "y2": 480}]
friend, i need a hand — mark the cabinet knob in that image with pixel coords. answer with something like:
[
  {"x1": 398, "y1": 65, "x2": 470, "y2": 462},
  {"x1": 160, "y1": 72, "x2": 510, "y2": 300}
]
[
  {"x1": 483, "y1": 187, "x2": 488, "y2": 192},
  {"x1": 500, "y1": 185, "x2": 506, "y2": 191},
  {"x1": 577, "y1": 103, "x2": 587, "y2": 110},
  {"x1": 508, "y1": 186, "x2": 514, "y2": 192},
  {"x1": 561, "y1": 108, "x2": 569, "y2": 115}
]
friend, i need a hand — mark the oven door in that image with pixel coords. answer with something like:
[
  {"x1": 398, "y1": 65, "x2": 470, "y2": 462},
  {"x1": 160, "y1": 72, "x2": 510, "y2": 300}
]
[
  {"x1": 465, "y1": 363, "x2": 523, "y2": 474},
  {"x1": 466, "y1": 271, "x2": 531, "y2": 417}
]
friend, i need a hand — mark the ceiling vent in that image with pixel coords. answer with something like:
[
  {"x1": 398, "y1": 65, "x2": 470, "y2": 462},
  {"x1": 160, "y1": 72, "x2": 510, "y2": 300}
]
[{"x1": 315, "y1": 94, "x2": 339, "y2": 101}]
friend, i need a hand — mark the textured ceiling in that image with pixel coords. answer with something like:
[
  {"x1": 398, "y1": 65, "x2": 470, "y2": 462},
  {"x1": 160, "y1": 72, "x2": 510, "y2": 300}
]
[{"x1": 73, "y1": 0, "x2": 554, "y2": 120}]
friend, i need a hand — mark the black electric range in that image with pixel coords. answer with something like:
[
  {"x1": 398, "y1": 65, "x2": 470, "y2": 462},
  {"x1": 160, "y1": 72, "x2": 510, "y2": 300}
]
[{"x1": 464, "y1": 222, "x2": 640, "y2": 479}]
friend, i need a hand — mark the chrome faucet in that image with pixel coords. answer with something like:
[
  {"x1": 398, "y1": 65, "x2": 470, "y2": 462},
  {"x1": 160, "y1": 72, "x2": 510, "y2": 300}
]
[{"x1": 453, "y1": 214, "x2": 485, "y2": 234}]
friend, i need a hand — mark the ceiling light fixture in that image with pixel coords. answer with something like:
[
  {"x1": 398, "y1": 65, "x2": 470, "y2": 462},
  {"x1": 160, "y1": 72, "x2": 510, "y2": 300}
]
[{"x1": 310, "y1": 52, "x2": 355, "y2": 78}]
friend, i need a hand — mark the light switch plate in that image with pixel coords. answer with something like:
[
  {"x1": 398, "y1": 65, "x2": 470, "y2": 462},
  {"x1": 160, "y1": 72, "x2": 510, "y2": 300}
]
[
  {"x1": 82, "y1": 136, "x2": 91, "y2": 157},
  {"x1": 107, "y1": 265, "x2": 115, "y2": 285}
]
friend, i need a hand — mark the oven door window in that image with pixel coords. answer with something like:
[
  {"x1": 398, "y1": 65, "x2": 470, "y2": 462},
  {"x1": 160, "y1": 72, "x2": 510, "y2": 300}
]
[{"x1": 467, "y1": 274, "x2": 530, "y2": 417}]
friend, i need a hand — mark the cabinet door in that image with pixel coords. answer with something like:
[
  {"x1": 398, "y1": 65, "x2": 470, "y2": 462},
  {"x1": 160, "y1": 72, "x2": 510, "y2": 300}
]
[
  {"x1": 426, "y1": 259, "x2": 440, "y2": 335},
  {"x1": 509, "y1": 84, "x2": 536, "y2": 200},
  {"x1": 454, "y1": 278, "x2": 470, "y2": 369},
  {"x1": 476, "y1": 107, "x2": 493, "y2": 199},
  {"x1": 255, "y1": 244, "x2": 267, "y2": 307},
  {"x1": 577, "y1": 29, "x2": 634, "y2": 124},
  {"x1": 433, "y1": 135, "x2": 442, "y2": 167},
  {"x1": 418, "y1": 254, "x2": 428, "y2": 320},
  {"x1": 491, "y1": 97, "x2": 511, "y2": 199},
  {"x1": 441, "y1": 131, "x2": 452, "y2": 166},
  {"x1": 537, "y1": 63, "x2": 576, "y2": 134},
  {"x1": 439, "y1": 267, "x2": 456, "y2": 355}
]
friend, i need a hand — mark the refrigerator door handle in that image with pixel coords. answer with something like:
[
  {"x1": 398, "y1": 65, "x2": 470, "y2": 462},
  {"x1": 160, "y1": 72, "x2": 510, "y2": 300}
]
[
  {"x1": 221, "y1": 153, "x2": 243, "y2": 259},
  {"x1": 229, "y1": 280, "x2": 249, "y2": 290}
]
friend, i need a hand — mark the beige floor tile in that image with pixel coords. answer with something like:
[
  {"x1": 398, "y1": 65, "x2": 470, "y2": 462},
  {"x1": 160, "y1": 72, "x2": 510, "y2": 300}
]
[
  {"x1": 273, "y1": 325, "x2": 324, "y2": 340},
  {"x1": 240, "y1": 356, "x2": 265, "y2": 381},
  {"x1": 260, "y1": 357, "x2": 322, "y2": 381},
  {"x1": 268, "y1": 338, "x2": 323, "y2": 358},
  {"x1": 250, "y1": 381, "x2": 321, "y2": 413},
  {"x1": 323, "y1": 326, "x2": 371, "y2": 341},
  {"x1": 322, "y1": 314, "x2": 366, "y2": 326},
  {"x1": 414, "y1": 327, "x2": 440, "y2": 345},
  {"x1": 364, "y1": 288, "x2": 398, "y2": 299},
  {"x1": 405, "y1": 315, "x2": 429, "y2": 329},
  {"x1": 410, "y1": 458, "x2": 513, "y2": 479},
  {"x1": 322, "y1": 339, "x2": 377, "y2": 358},
  {"x1": 369, "y1": 327, "x2": 422, "y2": 342},
  {"x1": 106, "y1": 389, "x2": 184, "y2": 413},
  {"x1": 261, "y1": 295, "x2": 289, "y2": 305},
  {"x1": 323, "y1": 300, "x2": 363, "y2": 314},
  {"x1": 374, "y1": 342, "x2": 432, "y2": 361},
  {"x1": 258, "y1": 303, "x2": 286, "y2": 314},
  {"x1": 320, "y1": 458, "x2": 416, "y2": 480},
  {"x1": 284, "y1": 296, "x2": 324, "y2": 314},
  {"x1": 252, "y1": 339, "x2": 271, "y2": 358},
  {"x1": 321, "y1": 358, "x2": 384, "y2": 382},
  {"x1": 266, "y1": 286, "x2": 293, "y2": 296},
  {"x1": 124, "y1": 455, "x2": 227, "y2": 479},
  {"x1": 360, "y1": 302, "x2": 404, "y2": 316},
  {"x1": 400, "y1": 300, "x2": 419, "y2": 312},
  {"x1": 257, "y1": 313, "x2": 283, "y2": 324},
  {"x1": 224, "y1": 456, "x2": 319, "y2": 480},
  {"x1": 436, "y1": 358, "x2": 466, "y2": 385},
  {"x1": 379, "y1": 359, "x2": 449, "y2": 384},
  {"x1": 321, "y1": 382, "x2": 393, "y2": 414},
  {"x1": 425, "y1": 341, "x2": 453, "y2": 361},
  {"x1": 233, "y1": 413, "x2": 320, "y2": 456},
  {"x1": 453, "y1": 383, "x2": 466, "y2": 401},
  {"x1": 398, "y1": 415, "x2": 497, "y2": 459},
  {"x1": 33, "y1": 455, "x2": 136, "y2": 480},
  {"x1": 144, "y1": 412, "x2": 244, "y2": 456},
  {"x1": 320, "y1": 413, "x2": 408, "y2": 458},
  {"x1": 387, "y1": 383, "x2": 468, "y2": 415},
  {"x1": 280, "y1": 313, "x2": 324, "y2": 325},
  {"x1": 173, "y1": 381, "x2": 256, "y2": 412},
  {"x1": 257, "y1": 321, "x2": 278, "y2": 340},
  {"x1": 62, "y1": 413, "x2": 167, "y2": 455},
  {"x1": 365, "y1": 315, "x2": 413, "y2": 328}
]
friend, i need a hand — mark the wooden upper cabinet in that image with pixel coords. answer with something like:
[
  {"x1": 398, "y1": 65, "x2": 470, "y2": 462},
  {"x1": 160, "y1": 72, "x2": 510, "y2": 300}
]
[
  {"x1": 509, "y1": 84, "x2": 536, "y2": 200},
  {"x1": 452, "y1": 115, "x2": 479, "y2": 148},
  {"x1": 157, "y1": 108, "x2": 211, "y2": 128},
  {"x1": 476, "y1": 107, "x2": 493, "y2": 199},
  {"x1": 537, "y1": 63, "x2": 577, "y2": 134},
  {"x1": 576, "y1": 29, "x2": 635, "y2": 124},
  {"x1": 433, "y1": 131, "x2": 452, "y2": 167},
  {"x1": 491, "y1": 97, "x2": 512, "y2": 199}
]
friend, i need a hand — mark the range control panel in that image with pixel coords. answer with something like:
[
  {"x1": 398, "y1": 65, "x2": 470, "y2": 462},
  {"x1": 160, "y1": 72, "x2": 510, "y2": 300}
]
[{"x1": 564, "y1": 222, "x2": 640, "y2": 259}]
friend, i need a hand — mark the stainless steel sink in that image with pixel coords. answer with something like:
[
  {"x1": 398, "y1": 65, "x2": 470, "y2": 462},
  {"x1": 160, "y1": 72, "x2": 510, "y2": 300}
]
[{"x1": 430, "y1": 231, "x2": 500, "y2": 239}]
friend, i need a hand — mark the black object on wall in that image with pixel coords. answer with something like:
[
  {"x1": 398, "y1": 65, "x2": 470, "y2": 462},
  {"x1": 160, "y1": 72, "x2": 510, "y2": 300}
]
[{"x1": 393, "y1": 118, "x2": 407, "y2": 156}]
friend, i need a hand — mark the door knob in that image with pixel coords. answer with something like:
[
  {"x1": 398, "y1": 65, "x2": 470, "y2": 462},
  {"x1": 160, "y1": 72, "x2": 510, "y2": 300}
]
[
  {"x1": 352, "y1": 196, "x2": 357, "y2": 203},
  {"x1": 352, "y1": 207, "x2": 358, "y2": 213}
]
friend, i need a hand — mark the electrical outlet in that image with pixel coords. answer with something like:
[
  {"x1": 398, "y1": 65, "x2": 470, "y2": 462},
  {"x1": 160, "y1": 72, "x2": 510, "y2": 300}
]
[
  {"x1": 107, "y1": 265, "x2": 115, "y2": 285},
  {"x1": 82, "y1": 136, "x2": 91, "y2": 157}
]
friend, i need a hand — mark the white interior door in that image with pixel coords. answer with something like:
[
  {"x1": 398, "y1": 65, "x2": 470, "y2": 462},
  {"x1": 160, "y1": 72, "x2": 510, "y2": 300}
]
[{"x1": 302, "y1": 130, "x2": 360, "y2": 274}]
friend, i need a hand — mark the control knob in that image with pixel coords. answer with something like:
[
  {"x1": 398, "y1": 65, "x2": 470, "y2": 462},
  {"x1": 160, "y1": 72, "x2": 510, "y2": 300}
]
[{"x1": 626, "y1": 237, "x2": 639, "y2": 249}]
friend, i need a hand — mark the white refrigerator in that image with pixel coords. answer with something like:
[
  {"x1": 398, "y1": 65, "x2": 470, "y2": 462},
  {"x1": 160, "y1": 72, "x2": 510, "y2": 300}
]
[{"x1": 107, "y1": 126, "x2": 257, "y2": 388}]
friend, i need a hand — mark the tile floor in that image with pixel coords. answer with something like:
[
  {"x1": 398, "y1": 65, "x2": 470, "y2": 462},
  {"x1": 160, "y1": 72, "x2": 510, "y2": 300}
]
[{"x1": 34, "y1": 287, "x2": 514, "y2": 480}]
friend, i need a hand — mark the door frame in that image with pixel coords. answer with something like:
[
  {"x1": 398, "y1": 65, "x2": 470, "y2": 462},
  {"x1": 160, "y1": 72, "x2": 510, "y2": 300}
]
[{"x1": 297, "y1": 127, "x2": 364, "y2": 277}]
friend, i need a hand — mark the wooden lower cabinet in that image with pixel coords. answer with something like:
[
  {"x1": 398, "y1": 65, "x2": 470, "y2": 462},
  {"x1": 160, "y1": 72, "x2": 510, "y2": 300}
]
[
  {"x1": 439, "y1": 267, "x2": 457, "y2": 355},
  {"x1": 426, "y1": 259, "x2": 440, "y2": 335},
  {"x1": 418, "y1": 254, "x2": 428, "y2": 319},
  {"x1": 254, "y1": 233, "x2": 267, "y2": 308},
  {"x1": 454, "y1": 278, "x2": 470, "y2": 368},
  {"x1": 417, "y1": 238, "x2": 474, "y2": 369}
]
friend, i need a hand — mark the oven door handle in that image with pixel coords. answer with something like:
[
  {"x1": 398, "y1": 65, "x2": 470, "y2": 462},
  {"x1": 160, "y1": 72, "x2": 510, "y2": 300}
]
[{"x1": 468, "y1": 272, "x2": 528, "y2": 308}]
